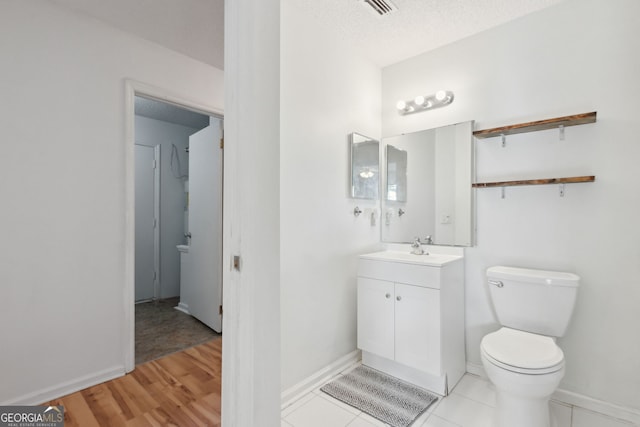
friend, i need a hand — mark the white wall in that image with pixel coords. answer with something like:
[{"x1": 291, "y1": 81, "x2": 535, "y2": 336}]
[
  {"x1": 0, "y1": 0, "x2": 223, "y2": 404},
  {"x1": 382, "y1": 0, "x2": 640, "y2": 411},
  {"x1": 280, "y1": 0, "x2": 382, "y2": 391},
  {"x1": 135, "y1": 116, "x2": 197, "y2": 299}
]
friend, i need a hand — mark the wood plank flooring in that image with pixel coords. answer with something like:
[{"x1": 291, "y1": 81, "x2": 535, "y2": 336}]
[{"x1": 44, "y1": 339, "x2": 222, "y2": 426}]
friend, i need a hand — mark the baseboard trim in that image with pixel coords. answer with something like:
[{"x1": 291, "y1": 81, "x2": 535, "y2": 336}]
[
  {"x1": 466, "y1": 362, "x2": 640, "y2": 425},
  {"x1": 465, "y1": 361, "x2": 485, "y2": 378},
  {"x1": 553, "y1": 389, "x2": 640, "y2": 425},
  {"x1": 175, "y1": 302, "x2": 190, "y2": 315},
  {"x1": 2, "y1": 366, "x2": 125, "y2": 406},
  {"x1": 281, "y1": 350, "x2": 361, "y2": 409}
]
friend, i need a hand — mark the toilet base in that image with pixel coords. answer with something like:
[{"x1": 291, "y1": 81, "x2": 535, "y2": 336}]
[
  {"x1": 481, "y1": 349, "x2": 564, "y2": 427},
  {"x1": 494, "y1": 390, "x2": 556, "y2": 427}
]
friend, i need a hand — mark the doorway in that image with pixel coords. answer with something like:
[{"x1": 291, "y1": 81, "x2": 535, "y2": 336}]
[{"x1": 126, "y1": 83, "x2": 224, "y2": 368}]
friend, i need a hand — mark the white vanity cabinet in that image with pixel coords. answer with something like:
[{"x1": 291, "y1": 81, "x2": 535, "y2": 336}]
[{"x1": 357, "y1": 251, "x2": 465, "y2": 395}]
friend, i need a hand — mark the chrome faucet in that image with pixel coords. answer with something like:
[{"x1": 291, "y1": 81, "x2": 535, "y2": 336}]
[
  {"x1": 411, "y1": 237, "x2": 424, "y2": 255},
  {"x1": 424, "y1": 235, "x2": 433, "y2": 245}
]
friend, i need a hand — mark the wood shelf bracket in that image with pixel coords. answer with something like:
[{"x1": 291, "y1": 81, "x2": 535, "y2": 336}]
[
  {"x1": 472, "y1": 111, "x2": 597, "y2": 197},
  {"x1": 473, "y1": 176, "x2": 595, "y2": 198},
  {"x1": 473, "y1": 111, "x2": 596, "y2": 140}
]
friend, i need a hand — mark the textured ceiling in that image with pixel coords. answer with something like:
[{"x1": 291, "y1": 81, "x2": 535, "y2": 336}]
[
  {"x1": 296, "y1": 0, "x2": 566, "y2": 67},
  {"x1": 50, "y1": 0, "x2": 565, "y2": 69}
]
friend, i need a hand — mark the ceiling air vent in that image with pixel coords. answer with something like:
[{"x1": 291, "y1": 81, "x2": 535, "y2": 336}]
[{"x1": 361, "y1": 0, "x2": 398, "y2": 17}]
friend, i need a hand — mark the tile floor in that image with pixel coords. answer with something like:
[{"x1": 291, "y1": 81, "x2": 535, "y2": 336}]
[
  {"x1": 135, "y1": 297, "x2": 220, "y2": 364},
  {"x1": 281, "y1": 366, "x2": 637, "y2": 427}
]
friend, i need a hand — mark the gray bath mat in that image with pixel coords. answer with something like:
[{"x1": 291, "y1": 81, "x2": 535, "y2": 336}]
[{"x1": 320, "y1": 365, "x2": 438, "y2": 427}]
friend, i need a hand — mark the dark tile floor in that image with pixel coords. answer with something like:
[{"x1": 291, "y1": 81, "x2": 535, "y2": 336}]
[{"x1": 135, "y1": 297, "x2": 221, "y2": 364}]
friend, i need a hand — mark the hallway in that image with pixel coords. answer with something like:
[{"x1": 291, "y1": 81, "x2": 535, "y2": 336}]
[{"x1": 135, "y1": 297, "x2": 220, "y2": 364}]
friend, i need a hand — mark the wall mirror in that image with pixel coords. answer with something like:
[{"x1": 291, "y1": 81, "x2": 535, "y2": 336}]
[
  {"x1": 386, "y1": 145, "x2": 407, "y2": 202},
  {"x1": 381, "y1": 121, "x2": 475, "y2": 246},
  {"x1": 349, "y1": 133, "x2": 380, "y2": 200}
]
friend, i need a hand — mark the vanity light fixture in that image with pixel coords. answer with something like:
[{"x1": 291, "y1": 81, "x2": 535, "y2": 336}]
[
  {"x1": 395, "y1": 100, "x2": 414, "y2": 114},
  {"x1": 396, "y1": 90, "x2": 454, "y2": 115}
]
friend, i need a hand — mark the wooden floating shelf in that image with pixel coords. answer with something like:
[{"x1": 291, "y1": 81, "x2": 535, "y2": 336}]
[
  {"x1": 472, "y1": 175, "x2": 595, "y2": 188},
  {"x1": 473, "y1": 112, "x2": 597, "y2": 139}
]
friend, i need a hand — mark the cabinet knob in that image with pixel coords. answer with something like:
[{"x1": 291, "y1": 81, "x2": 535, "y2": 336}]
[
  {"x1": 385, "y1": 293, "x2": 391, "y2": 299},
  {"x1": 396, "y1": 296, "x2": 402, "y2": 301}
]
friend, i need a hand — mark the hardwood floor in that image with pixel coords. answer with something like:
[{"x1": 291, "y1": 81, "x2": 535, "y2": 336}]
[{"x1": 45, "y1": 339, "x2": 222, "y2": 426}]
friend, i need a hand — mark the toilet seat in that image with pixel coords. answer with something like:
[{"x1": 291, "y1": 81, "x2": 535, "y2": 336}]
[{"x1": 481, "y1": 327, "x2": 564, "y2": 375}]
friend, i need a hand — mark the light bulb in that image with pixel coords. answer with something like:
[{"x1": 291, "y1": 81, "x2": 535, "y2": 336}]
[
  {"x1": 359, "y1": 168, "x2": 374, "y2": 179},
  {"x1": 435, "y1": 90, "x2": 447, "y2": 101},
  {"x1": 414, "y1": 95, "x2": 425, "y2": 106},
  {"x1": 396, "y1": 100, "x2": 407, "y2": 111}
]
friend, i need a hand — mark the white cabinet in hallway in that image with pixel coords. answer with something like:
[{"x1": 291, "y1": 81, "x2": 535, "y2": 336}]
[{"x1": 357, "y1": 251, "x2": 465, "y2": 395}]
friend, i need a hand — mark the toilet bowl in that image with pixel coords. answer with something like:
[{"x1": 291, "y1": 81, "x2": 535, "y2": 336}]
[
  {"x1": 482, "y1": 266, "x2": 579, "y2": 427},
  {"x1": 481, "y1": 327, "x2": 565, "y2": 427}
]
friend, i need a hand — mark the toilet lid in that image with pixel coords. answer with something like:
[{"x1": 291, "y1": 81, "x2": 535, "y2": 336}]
[{"x1": 481, "y1": 327, "x2": 564, "y2": 371}]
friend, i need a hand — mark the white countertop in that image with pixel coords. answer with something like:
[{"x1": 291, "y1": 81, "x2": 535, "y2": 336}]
[{"x1": 359, "y1": 250, "x2": 463, "y2": 267}]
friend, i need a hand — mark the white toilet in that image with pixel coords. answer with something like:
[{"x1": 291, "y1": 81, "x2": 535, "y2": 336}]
[{"x1": 481, "y1": 266, "x2": 580, "y2": 427}]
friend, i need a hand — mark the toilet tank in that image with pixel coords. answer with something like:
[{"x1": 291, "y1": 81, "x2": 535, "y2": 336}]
[{"x1": 486, "y1": 266, "x2": 580, "y2": 337}]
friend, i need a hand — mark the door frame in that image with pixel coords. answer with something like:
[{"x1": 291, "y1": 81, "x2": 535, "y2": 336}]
[
  {"x1": 134, "y1": 143, "x2": 161, "y2": 302},
  {"x1": 124, "y1": 80, "x2": 224, "y2": 372}
]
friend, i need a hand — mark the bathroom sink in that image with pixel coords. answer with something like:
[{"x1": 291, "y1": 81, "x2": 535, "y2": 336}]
[
  {"x1": 359, "y1": 251, "x2": 462, "y2": 267},
  {"x1": 176, "y1": 244, "x2": 189, "y2": 253}
]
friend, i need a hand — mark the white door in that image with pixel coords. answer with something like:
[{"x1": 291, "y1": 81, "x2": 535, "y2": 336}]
[
  {"x1": 394, "y1": 283, "x2": 441, "y2": 374},
  {"x1": 357, "y1": 277, "x2": 395, "y2": 360},
  {"x1": 187, "y1": 121, "x2": 223, "y2": 332},
  {"x1": 135, "y1": 144, "x2": 160, "y2": 302}
]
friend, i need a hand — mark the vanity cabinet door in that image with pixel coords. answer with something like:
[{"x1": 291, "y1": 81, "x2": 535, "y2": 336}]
[
  {"x1": 357, "y1": 277, "x2": 395, "y2": 361},
  {"x1": 394, "y1": 283, "x2": 441, "y2": 375}
]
